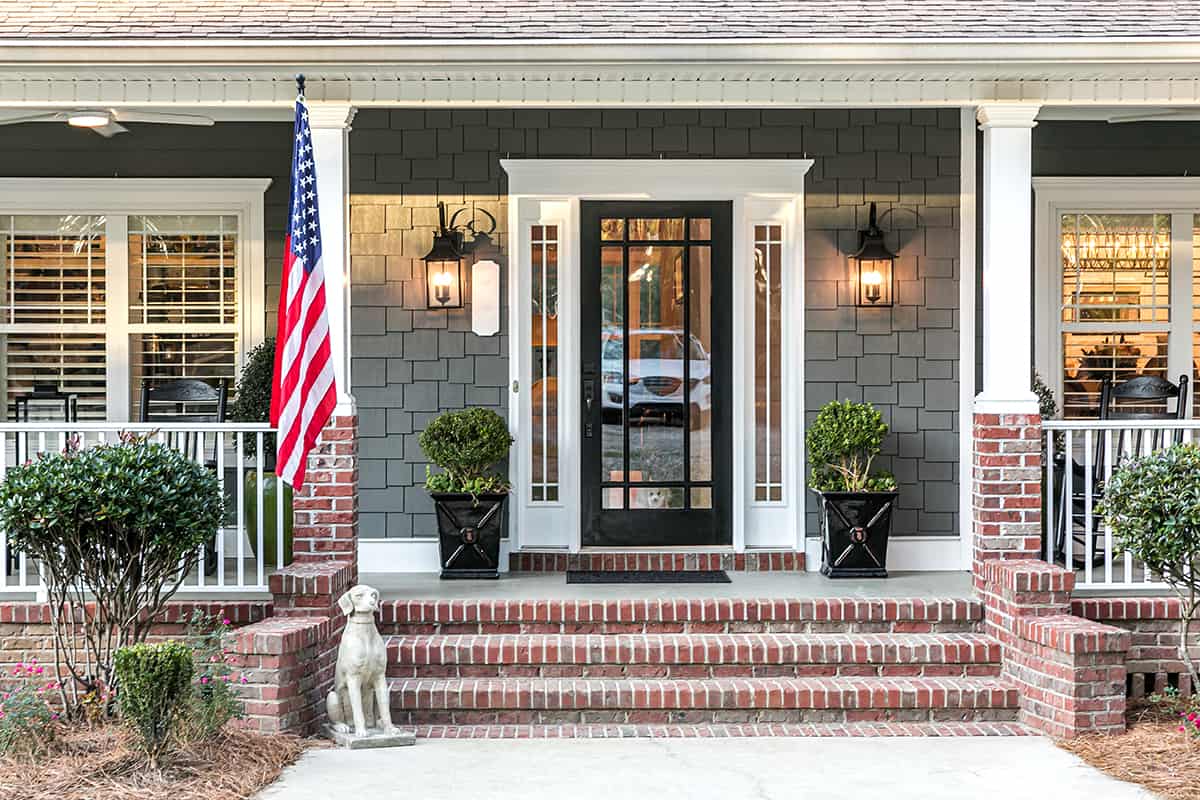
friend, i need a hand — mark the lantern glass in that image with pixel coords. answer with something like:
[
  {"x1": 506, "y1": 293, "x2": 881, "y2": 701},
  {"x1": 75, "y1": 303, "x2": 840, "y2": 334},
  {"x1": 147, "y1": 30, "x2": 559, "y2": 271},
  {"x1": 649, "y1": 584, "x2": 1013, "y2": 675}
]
[
  {"x1": 857, "y1": 256, "x2": 893, "y2": 307},
  {"x1": 425, "y1": 257, "x2": 463, "y2": 309}
]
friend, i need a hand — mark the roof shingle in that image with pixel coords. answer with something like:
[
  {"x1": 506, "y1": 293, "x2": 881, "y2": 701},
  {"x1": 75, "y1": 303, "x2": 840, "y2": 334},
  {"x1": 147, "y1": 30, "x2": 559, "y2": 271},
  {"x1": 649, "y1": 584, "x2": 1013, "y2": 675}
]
[{"x1": 3, "y1": 0, "x2": 1199, "y2": 40}]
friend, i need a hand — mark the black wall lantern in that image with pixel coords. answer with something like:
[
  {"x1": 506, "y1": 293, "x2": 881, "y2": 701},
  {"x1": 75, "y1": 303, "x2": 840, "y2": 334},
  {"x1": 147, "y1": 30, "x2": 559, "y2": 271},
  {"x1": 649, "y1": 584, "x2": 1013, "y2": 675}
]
[
  {"x1": 853, "y1": 202, "x2": 896, "y2": 307},
  {"x1": 422, "y1": 202, "x2": 497, "y2": 310}
]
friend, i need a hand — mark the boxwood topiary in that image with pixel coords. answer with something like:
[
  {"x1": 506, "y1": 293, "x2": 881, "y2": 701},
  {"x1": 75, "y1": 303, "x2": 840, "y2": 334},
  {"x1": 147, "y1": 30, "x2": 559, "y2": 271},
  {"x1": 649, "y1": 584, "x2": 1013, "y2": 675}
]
[
  {"x1": 0, "y1": 433, "x2": 224, "y2": 716},
  {"x1": 419, "y1": 407, "x2": 513, "y2": 496},
  {"x1": 114, "y1": 641, "x2": 194, "y2": 768},
  {"x1": 1100, "y1": 443, "x2": 1200, "y2": 688},
  {"x1": 806, "y1": 399, "x2": 897, "y2": 493}
]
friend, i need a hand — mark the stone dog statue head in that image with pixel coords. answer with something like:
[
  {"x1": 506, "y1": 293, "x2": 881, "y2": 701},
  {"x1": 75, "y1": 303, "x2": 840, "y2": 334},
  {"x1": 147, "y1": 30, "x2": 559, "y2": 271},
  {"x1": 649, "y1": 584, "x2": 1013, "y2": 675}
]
[{"x1": 337, "y1": 584, "x2": 381, "y2": 620}]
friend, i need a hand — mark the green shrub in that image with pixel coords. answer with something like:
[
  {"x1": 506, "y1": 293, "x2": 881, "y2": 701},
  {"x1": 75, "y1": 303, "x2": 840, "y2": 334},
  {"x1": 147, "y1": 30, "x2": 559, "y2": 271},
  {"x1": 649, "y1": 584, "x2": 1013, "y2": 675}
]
[
  {"x1": 419, "y1": 408, "x2": 513, "y2": 496},
  {"x1": 1033, "y1": 370, "x2": 1059, "y2": 420},
  {"x1": 1100, "y1": 443, "x2": 1200, "y2": 688},
  {"x1": 178, "y1": 610, "x2": 243, "y2": 742},
  {"x1": 806, "y1": 400, "x2": 897, "y2": 493},
  {"x1": 0, "y1": 434, "x2": 225, "y2": 716},
  {"x1": 229, "y1": 338, "x2": 276, "y2": 461},
  {"x1": 0, "y1": 659, "x2": 59, "y2": 757},
  {"x1": 114, "y1": 642, "x2": 194, "y2": 768}
]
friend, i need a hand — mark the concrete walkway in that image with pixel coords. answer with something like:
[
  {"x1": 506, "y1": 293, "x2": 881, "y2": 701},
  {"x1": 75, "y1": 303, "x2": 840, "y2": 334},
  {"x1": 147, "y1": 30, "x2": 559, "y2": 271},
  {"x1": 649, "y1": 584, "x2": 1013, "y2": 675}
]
[{"x1": 258, "y1": 737, "x2": 1154, "y2": 800}]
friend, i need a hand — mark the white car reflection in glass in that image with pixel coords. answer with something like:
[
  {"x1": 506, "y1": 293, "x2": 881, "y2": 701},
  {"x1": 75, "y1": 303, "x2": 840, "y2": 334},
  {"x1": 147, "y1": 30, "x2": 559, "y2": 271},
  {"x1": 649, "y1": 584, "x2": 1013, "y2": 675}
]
[{"x1": 601, "y1": 327, "x2": 711, "y2": 426}]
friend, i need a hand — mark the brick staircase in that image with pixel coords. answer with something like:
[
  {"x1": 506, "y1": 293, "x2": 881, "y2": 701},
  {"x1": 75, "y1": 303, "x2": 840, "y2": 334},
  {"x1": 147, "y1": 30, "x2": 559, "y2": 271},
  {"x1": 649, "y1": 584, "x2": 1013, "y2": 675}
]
[{"x1": 377, "y1": 596, "x2": 1026, "y2": 737}]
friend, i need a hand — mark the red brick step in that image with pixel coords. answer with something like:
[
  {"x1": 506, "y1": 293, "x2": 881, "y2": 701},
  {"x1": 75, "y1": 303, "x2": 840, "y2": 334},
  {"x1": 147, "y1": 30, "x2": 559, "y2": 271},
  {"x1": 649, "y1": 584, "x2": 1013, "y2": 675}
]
[
  {"x1": 415, "y1": 721, "x2": 1033, "y2": 738},
  {"x1": 390, "y1": 676, "x2": 1020, "y2": 725},
  {"x1": 379, "y1": 597, "x2": 982, "y2": 636},
  {"x1": 386, "y1": 632, "x2": 1002, "y2": 679}
]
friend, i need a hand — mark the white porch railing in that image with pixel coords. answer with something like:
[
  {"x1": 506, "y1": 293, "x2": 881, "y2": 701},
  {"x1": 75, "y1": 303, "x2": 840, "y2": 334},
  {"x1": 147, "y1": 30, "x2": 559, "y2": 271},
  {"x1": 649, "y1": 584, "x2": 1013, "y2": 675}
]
[
  {"x1": 0, "y1": 422, "x2": 282, "y2": 595},
  {"x1": 1043, "y1": 419, "x2": 1200, "y2": 592}
]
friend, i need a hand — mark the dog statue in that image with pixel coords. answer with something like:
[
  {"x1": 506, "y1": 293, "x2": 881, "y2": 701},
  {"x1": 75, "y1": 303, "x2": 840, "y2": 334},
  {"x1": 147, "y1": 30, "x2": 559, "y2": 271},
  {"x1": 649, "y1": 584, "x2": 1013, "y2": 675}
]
[{"x1": 325, "y1": 584, "x2": 398, "y2": 738}]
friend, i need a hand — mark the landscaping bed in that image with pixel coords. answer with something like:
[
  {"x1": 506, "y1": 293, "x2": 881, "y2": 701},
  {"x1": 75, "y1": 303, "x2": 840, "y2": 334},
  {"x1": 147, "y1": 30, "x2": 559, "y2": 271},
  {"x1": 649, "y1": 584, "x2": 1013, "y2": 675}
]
[
  {"x1": 0, "y1": 724, "x2": 313, "y2": 800},
  {"x1": 1060, "y1": 704, "x2": 1200, "y2": 800}
]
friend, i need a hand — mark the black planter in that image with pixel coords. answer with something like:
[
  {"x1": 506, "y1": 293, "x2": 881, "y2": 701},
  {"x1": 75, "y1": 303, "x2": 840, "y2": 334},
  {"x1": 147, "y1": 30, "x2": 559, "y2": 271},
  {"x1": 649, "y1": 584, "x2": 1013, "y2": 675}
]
[
  {"x1": 814, "y1": 490, "x2": 898, "y2": 578},
  {"x1": 432, "y1": 492, "x2": 507, "y2": 579}
]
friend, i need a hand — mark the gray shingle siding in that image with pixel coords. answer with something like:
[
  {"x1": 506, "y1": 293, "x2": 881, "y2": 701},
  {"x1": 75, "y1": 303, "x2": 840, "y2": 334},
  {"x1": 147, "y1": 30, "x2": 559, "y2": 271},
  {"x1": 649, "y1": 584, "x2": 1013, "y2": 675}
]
[{"x1": 350, "y1": 107, "x2": 962, "y2": 540}]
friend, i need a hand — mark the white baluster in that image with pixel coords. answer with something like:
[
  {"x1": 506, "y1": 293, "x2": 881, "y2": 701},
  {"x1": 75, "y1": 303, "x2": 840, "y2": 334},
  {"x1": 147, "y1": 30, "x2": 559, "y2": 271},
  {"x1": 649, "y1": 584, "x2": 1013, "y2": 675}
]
[
  {"x1": 1064, "y1": 429, "x2": 1074, "y2": 572},
  {"x1": 216, "y1": 430, "x2": 226, "y2": 588},
  {"x1": 1083, "y1": 429, "x2": 1093, "y2": 587},
  {"x1": 256, "y1": 441, "x2": 264, "y2": 588},
  {"x1": 237, "y1": 432, "x2": 246, "y2": 588}
]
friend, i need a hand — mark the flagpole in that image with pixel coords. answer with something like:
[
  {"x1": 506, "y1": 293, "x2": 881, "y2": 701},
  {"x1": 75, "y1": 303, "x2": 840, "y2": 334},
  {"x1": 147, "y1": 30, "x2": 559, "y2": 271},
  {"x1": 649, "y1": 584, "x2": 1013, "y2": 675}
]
[{"x1": 296, "y1": 74, "x2": 305, "y2": 100}]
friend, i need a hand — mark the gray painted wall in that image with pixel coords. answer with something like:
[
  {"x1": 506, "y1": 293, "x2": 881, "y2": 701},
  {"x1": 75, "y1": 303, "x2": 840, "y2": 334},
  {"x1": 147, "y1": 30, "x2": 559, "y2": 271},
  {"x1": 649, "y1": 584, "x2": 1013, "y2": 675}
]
[{"x1": 348, "y1": 107, "x2": 963, "y2": 541}]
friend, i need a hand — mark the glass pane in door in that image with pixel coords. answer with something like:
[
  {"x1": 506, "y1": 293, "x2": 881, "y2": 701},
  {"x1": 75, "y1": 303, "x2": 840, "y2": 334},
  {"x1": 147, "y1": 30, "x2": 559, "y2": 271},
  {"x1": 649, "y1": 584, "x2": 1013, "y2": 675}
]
[
  {"x1": 628, "y1": 245, "x2": 685, "y2": 483},
  {"x1": 600, "y1": 246, "x2": 625, "y2": 508}
]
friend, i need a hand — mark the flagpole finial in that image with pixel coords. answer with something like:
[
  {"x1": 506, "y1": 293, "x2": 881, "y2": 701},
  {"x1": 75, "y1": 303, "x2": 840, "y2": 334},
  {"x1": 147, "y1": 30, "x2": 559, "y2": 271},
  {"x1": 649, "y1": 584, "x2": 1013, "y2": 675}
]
[{"x1": 296, "y1": 74, "x2": 306, "y2": 99}]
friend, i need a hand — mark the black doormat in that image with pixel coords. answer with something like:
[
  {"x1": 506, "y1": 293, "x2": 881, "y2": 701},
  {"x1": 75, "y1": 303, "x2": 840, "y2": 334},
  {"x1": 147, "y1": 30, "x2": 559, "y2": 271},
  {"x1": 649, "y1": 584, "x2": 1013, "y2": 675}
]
[{"x1": 565, "y1": 569, "x2": 731, "y2": 584}]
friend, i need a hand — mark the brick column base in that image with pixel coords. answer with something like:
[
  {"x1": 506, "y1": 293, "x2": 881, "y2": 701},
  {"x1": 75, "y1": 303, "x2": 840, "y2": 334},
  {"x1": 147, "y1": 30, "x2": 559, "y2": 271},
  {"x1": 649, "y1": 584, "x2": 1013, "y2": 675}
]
[
  {"x1": 229, "y1": 560, "x2": 355, "y2": 735},
  {"x1": 981, "y1": 560, "x2": 1130, "y2": 738},
  {"x1": 973, "y1": 412, "x2": 1043, "y2": 590},
  {"x1": 230, "y1": 410, "x2": 361, "y2": 736},
  {"x1": 293, "y1": 414, "x2": 359, "y2": 570},
  {"x1": 227, "y1": 615, "x2": 333, "y2": 734}
]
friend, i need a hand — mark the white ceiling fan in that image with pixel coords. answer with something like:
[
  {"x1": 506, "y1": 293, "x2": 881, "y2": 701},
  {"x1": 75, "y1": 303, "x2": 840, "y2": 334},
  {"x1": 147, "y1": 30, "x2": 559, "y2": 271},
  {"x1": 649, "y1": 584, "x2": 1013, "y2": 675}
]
[
  {"x1": 0, "y1": 108, "x2": 215, "y2": 137},
  {"x1": 1105, "y1": 108, "x2": 1200, "y2": 124}
]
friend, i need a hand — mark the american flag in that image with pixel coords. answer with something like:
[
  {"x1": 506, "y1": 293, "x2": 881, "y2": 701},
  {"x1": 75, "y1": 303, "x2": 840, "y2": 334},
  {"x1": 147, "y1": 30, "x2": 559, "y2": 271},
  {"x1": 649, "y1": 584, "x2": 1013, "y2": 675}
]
[{"x1": 270, "y1": 92, "x2": 337, "y2": 489}]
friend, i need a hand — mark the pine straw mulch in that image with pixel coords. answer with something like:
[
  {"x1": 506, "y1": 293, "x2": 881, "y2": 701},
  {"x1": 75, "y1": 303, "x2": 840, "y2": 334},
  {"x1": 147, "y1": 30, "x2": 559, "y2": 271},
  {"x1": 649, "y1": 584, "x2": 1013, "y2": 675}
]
[
  {"x1": 0, "y1": 724, "x2": 316, "y2": 800},
  {"x1": 1059, "y1": 704, "x2": 1200, "y2": 800}
]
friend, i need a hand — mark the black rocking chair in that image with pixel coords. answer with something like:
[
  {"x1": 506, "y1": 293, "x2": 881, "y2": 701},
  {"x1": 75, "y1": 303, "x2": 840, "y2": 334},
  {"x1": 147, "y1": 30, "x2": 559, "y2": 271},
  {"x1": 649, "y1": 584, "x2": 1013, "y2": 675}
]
[
  {"x1": 139, "y1": 378, "x2": 230, "y2": 575},
  {"x1": 1054, "y1": 373, "x2": 1189, "y2": 568}
]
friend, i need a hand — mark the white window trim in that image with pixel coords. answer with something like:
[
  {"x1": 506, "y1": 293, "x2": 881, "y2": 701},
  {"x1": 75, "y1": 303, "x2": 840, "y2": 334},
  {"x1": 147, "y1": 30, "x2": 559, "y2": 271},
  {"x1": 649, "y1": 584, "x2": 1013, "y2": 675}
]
[
  {"x1": 0, "y1": 177, "x2": 271, "y2": 421},
  {"x1": 1033, "y1": 176, "x2": 1200, "y2": 416},
  {"x1": 502, "y1": 159, "x2": 812, "y2": 555}
]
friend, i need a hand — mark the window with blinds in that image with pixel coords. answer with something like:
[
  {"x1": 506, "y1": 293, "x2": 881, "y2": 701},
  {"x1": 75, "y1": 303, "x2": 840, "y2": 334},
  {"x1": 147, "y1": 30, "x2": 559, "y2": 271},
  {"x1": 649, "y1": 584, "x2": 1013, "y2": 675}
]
[
  {"x1": 0, "y1": 213, "x2": 243, "y2": 422},
  {"x1": 0, "y1": 215, "x2": 107, "y2": 418},
  {"x1": 127, "y1": 216, "x2": 239, "y2": 417},
  {"x1": 1059, "y1": 212, "x2": 1175, "y2": 418}
]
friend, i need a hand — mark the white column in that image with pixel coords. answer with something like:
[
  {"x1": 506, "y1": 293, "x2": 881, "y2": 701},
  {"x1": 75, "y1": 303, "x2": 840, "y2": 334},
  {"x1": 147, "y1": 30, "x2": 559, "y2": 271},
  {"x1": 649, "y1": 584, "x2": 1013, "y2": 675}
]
[
  {"x1": 308, "y1": 102, "x2": 357, "y2": 415},
  {"x1": 976, "y1": 103, "x2": 1041, "y2": 413}
]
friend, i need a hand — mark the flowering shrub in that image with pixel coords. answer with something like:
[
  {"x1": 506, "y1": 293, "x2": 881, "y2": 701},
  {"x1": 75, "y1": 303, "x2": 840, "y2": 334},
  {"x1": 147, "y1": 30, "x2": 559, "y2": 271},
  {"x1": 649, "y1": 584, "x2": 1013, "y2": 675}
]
[
  {"x1": 1149, "y1": 687, "x2": 1200, "y2": 738},
  {"x1": 0, "y1": 433, "x2": 225, "y2": 717},
  {"x1": 1101, "y1": 444, "x2": 1200, "y2": 689},
  {"x1": 0, "y1": 659, "x2": 60, "y2": 756},
  {"x1": 179, "y1": 611, "x2": 246, "y2": 741}
]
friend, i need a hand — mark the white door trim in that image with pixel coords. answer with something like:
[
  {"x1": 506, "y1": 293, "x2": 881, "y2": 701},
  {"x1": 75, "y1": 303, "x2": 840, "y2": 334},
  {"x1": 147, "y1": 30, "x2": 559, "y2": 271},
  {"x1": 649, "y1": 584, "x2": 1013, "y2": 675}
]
[{"x1": 502, "y1": 159, "x2": 813, "y2": 555}]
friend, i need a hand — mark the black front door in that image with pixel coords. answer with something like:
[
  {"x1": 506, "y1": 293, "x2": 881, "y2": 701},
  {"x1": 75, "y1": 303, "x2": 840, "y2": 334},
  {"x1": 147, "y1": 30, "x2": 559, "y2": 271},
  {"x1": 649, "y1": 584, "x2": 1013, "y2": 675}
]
[{"x1": 580, "y1": 201, "x2": 732, "y2": 547}]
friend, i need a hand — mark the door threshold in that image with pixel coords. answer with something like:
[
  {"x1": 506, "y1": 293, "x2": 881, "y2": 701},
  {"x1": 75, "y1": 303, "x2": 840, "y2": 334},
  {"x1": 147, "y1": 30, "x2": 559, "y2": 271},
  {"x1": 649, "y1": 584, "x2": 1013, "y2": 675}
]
[{"x1": 578, "y1": 546, "x2": 736, "y2": 553}]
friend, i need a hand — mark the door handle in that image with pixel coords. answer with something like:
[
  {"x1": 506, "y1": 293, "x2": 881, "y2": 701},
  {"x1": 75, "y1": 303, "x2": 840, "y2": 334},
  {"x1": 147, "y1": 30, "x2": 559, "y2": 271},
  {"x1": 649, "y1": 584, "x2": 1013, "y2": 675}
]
[{"x1": 583, "y1": 371, "x2": 597, "y2": 437}]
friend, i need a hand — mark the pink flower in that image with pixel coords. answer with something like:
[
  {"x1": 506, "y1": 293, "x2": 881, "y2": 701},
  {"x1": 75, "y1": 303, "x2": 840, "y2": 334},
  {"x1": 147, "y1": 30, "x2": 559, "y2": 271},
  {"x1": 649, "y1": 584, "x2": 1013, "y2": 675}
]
[
  {"x1": 200, "y1": 676, "x2": 210, "y2": 685},
  {"x1": 222, "y1": 618, "x2": 231, "y2": 626}
]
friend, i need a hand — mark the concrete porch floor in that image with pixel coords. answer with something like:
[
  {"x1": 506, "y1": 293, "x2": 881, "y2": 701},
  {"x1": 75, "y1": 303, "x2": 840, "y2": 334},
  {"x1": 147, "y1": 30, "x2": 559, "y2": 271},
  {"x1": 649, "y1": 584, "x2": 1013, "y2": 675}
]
[{"x1": 362, "y1": 570, "x2": 974, "y2": 601}]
